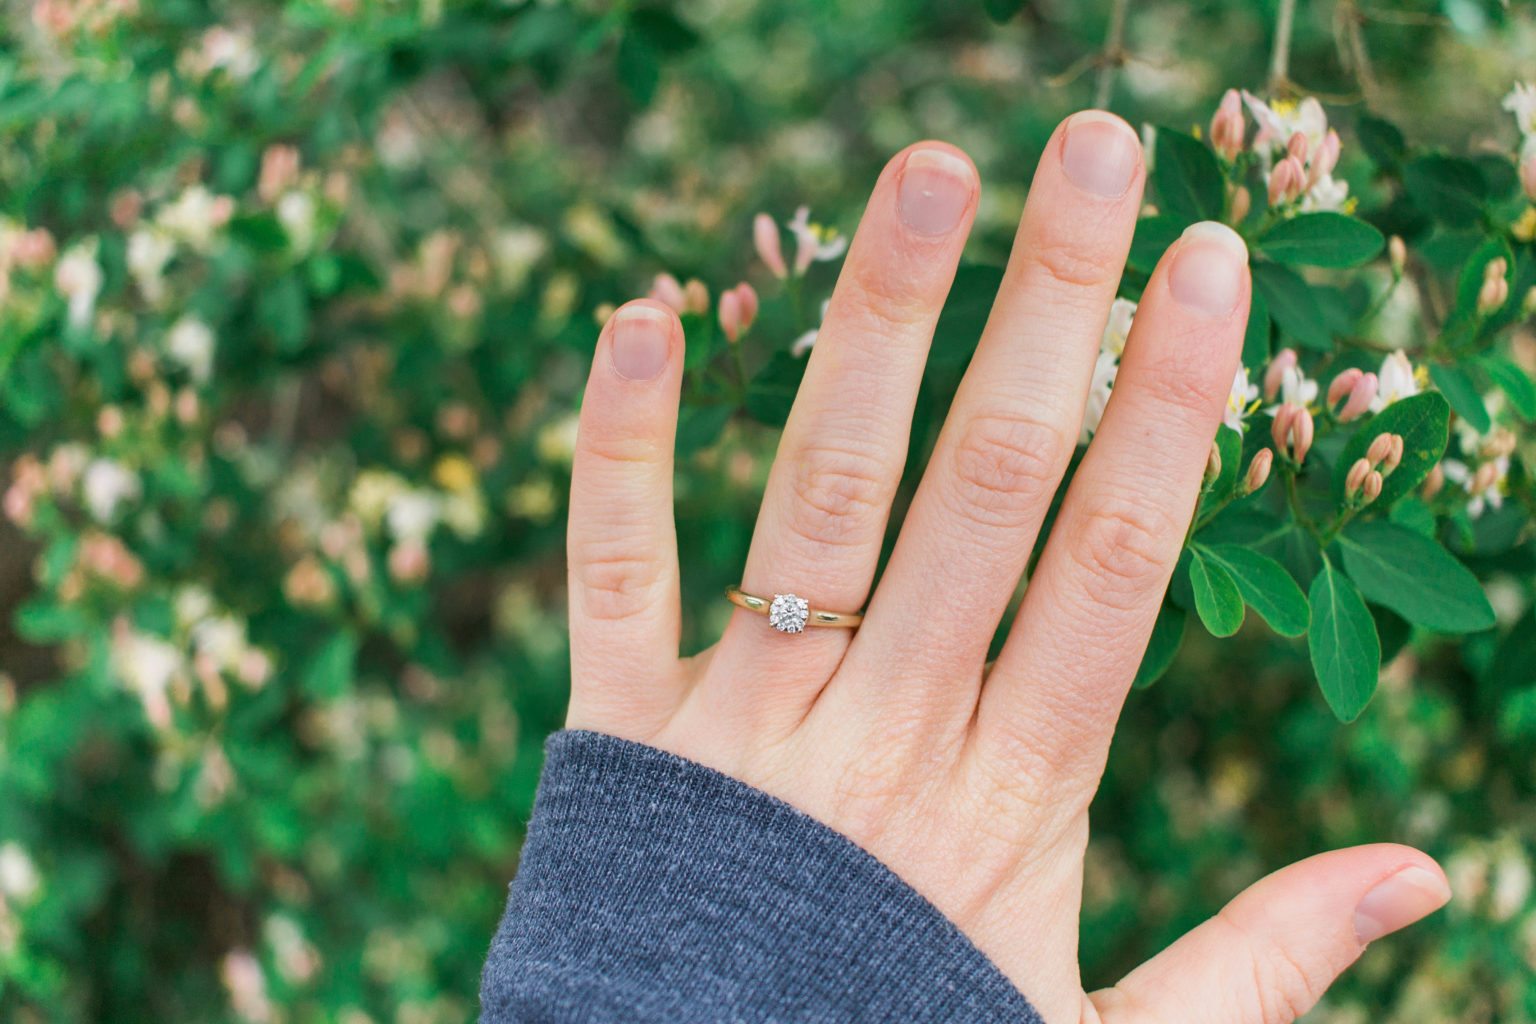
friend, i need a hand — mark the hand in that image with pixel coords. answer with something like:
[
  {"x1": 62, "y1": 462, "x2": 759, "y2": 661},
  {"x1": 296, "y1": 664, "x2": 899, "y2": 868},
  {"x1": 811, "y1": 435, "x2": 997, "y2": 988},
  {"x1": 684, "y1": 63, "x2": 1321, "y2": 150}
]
[{"x1": 563, "y1": 110, "x2": 1450, "y2": 1024}]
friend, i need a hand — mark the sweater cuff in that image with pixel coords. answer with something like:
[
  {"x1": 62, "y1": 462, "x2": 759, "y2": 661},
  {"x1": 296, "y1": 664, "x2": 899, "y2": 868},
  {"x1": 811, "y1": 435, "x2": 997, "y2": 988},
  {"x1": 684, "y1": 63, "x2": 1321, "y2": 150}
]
[{"x1": 480, "y1": 729, "x2": 1043, "y2": 1024}]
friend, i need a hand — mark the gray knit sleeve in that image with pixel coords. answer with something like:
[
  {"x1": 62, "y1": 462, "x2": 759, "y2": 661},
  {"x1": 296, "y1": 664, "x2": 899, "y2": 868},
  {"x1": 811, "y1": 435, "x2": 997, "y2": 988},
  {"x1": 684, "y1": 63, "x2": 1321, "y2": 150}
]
[{"x1": 479, "y1": 730, "x2": 1044, "y2": 1023}]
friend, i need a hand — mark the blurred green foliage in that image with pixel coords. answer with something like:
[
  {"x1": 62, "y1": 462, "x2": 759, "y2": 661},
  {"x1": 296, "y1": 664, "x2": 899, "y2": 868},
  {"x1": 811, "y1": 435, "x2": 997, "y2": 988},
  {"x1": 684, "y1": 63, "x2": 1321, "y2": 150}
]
[{"x1": 1, "y1": 0, "x2": 1535, "y2": 1021}]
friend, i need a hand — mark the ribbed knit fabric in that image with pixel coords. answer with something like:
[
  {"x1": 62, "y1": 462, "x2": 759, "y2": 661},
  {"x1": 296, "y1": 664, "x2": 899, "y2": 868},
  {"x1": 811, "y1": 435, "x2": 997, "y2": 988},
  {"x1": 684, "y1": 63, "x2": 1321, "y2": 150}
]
[{"x1": 480, "y1": 730, "x2": 1044, "y2": 1023}]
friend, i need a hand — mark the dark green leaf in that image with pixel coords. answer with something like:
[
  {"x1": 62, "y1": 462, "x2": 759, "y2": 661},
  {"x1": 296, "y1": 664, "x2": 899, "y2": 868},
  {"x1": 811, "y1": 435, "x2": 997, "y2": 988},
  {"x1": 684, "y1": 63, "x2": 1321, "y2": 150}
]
[
  {"x1": 928, "y1": 264, "x2": 1004, "y2": 368},
  {"x1": 982, "y1": 0, "x2": 1027, "y2": 21},
  {"x1": 616, "y1": 32, "x2": 659, "y2": 104},
  {"x1": 1259, "y1": 213, "x2": 1385, "y2": 268},
  {"x1": 1488, "y1": 608, "x2": 1536, "y2": 689},
  {"x1": 1428, "y1": 363, "x2": 1491, "y2": 433},
  {"x1": 1389, "y1": 497, "x2": 1438, "y2": 537},
  {"x1": 1253, "y1": 262, "x2": 1331, "y2": 349},
  {"x1": 629, "y1": 8, "x2": 700, "y2": 52},
  {"x1": 1357, "y1": 114, "x2": 1406, "y2": 169},
  {"x1": 1331, "y1": 392, "x2": 1451, "y2": 507},
  {"x1": 303, "y1": 630, "x2": 358, "y2": 700},
  {"x1": 1152, "y1": 128, "x2": 1224, "y2": 223},
  {"x1": 1308, "y1": 559, "x2": 1381, "y2": 722},
  {"x1": 1189, "y1": 549, "x2": 1245, "y2": 637},
  {"x1": 1204, "y1": 544, "x2": 1311, "y2": 637},
  {"x1": 1339, "y1": 520, "x2": 1495, "y2": 633},
  {"x1": 1481, "y1": 353, "x2": 1536, "y2": 419},
  {"x1": 1243, "y1": 287, "x2": 1271, "y2": 367},
  {"x1": 744, "y1": 350, "x2": 806, "y2": 426},
  {"x1": 676, "y1": 403, "x2": 732, "y2": 455},
  {"x1": 1128, "y1": 215, "x2": 1185, "y2": 275},
  {"x1": 1404, "y1": 155, "x2": 1487, "y2": 227},
  {"x1": 1134, "y1": 602, "x2": 1186, "y2": 689},
  {"x1": 257, "y1": 275, "x2": 308, "y2": 352}
]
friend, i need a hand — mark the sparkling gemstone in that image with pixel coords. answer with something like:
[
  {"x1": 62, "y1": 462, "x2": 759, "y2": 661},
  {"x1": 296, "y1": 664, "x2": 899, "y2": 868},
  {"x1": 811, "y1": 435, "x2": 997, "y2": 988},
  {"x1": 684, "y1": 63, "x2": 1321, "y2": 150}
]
[{"x1": 768, "y1": 593, "x2": 810, "y2": 633}]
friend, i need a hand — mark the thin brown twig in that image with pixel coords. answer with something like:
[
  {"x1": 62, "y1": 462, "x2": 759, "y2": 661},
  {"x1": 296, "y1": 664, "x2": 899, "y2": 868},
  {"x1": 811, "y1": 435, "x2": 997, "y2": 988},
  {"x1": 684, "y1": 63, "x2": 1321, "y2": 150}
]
[
  {"x1": 1269, "y1": 0, "x2": 1298, "y2": 94},
  {"x1": 1094, "y1": 0, "x2": 1130, "y2": 109}
]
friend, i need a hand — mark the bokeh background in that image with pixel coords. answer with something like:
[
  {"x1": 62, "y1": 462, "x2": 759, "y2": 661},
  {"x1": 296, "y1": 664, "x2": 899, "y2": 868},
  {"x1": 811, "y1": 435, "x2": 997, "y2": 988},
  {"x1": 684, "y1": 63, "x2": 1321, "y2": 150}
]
[{"x1": 1, "y1": 0, "x2": 1535, "y2": 1021}]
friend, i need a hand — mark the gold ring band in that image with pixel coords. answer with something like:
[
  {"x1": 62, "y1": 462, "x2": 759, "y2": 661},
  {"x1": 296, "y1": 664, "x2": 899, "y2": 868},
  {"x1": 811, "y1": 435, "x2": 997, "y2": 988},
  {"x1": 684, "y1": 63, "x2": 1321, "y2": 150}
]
[{"x1": 725, "y1": 586, "x2": 863, "y2": 634}]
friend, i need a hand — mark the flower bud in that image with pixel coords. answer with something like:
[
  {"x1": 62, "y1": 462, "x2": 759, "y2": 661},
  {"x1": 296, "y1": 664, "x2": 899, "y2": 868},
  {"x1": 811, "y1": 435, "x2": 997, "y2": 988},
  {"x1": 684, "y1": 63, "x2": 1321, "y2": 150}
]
[
  {"x1": 1326, "y1": 367, "x2": 1362, "y2": 407},
  {"x1": 1337, "y1": 371, "x2": 1377, "y2": 422},
  {"x1": 1243, "y1": 448, "x2": 1274, "y2": 493},
  {"x1": 1344, "y1": 457, "x2": 1372, "y2": 498},
  {"x1": 1474, "y1": 461, "x2": 1500, "y2": 494},
  {"x1": 1480, "y1": 427, "x2": 1517, "y2": 460},
  {"x1": 1524, "y1": 286, "x2": 1536, "y2": 318},
  {"x1": 1271, "y1": 402, "x2": 1314, "y2": 464},
  {"x1": 718, "y1": 282, "x2": 759, "y2": 343},
  {"x1": 1383, "y1": 433, "x2": 1404, "y2": 475},
  {"x1": 1287, "y1": 131, "x2": 1310, "y2": 162},
  {"x1": 1485, "y1": 256, "x2": 1508, "y2": 281},
  {"x1": 1362, "y1": 470, "x2": 1384, "y2": 503},
  {"x1": 1210, "y1": 89, "x2": 1246, "y2": 160},
  {"x1": 1310, "y1": 128, "x2": 1341, "y2": 183},
  {"x1": 1228, "y1": 184, "x2": 1251, "y2": 225},
  {"x1": 1478, "y1": 273, "x2": 1509, "y2": 316},
  {"x1": 648, "y1": 273, "x2": 687, "y2": 314},
  {"x1": 1389, "y1": 235, "x2": 1406, "y2": 275},
  {"x1": 682, "y1": 278, "x2": 710, "y2": 316},
  {"x1": 1204, "y1": 442, "x2": 1223, "y2": 484},
  {"x1": 1268, "y1": 155, "x2": 1306, "y2": 206},
  {"x1": 1522, "y1": 137, "x2": 1536, "y2": 202},
  {"x1": 754, "y1": 213, "x2": 787, "y2": 279},
  {"x1": 1422, "y1": 462, "x2": 1445, "y2": 499},
  {"x1": 1264, "y1": 349, "x2": 1299, "y2": 401},
  {"x1": 1365, "y1": 432, "x2": 1395, "y2": 467}
]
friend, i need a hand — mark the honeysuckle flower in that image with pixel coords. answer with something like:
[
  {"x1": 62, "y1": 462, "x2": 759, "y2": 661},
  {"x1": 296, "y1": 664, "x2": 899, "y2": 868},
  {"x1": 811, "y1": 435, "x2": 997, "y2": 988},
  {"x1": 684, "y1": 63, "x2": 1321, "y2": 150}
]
[
  {"x1": 1079, "y1": 350, "x2": 1118, "y2": 445},
  {"x1": 1309, "y1": 129, "x2": 1342, "y2": 185},
  {"x1": 1423, "y1": 462, "x2": 1446, "y2": 498},
  {"x1": 127, "y1": 227, "x2": 175, "y2": 304},
  {"x1": 1362, "y1": 469, "x2": 1384, "y2": 503},
  {"x1": 82, "y1": 459, "x2": 141, "y2": 522},
  {"x1": 1337, "y1": 371, "x2": 1378, "y2": 422},
  {"x1": 753, "y1": 213, "x2": 788, "y2": 279},
  {"x1": 220, "y1": 949, "x2": 273, "y2": 1024},
  {"x1": 0, "y1": 844, "x2": 40, "y2": 903},
  {"x1": 1267, "y1": 154, "x2": 1306, "y2": 206},
  {"x1": 1371, "y1": 350, "x2": 1420, "y2": 411},
  {"x1": 1228, "y1": 184, "x2": 1251, "y2": 224},
  {"x1": 156, "y1": 186, "x2": 234, "y2": 251},
  {"x1": 1243, "y1": 448, "x2": 1273, "y2": 493},
  {"x1": 1344, "y1": 457, "x2": 1372, "y2": 499},
  {"x1": 385, "y1": 488, "x2": 440, "y2": 542},
  {"x1": 1224, "y1": 366, "x2": 1260, "y2": 433},
  {"x1": 647, "y1": 273, "x2": 687, "y2": 313},
  {"x1": 718, "y1": 282, "x2": 759, "y2": 342},
  {"x1": 1242, "y1": 93, "x2": 1329, "y2": 159},
  {"x1": 277, "y1": 191, "x2": 317, "y2": 253},
  {"x1": 1209, "y1": 89, "x2": 1245, "y2": 160},
  {"x1": 791, "y1": 298, "x2": 830, "y2": 357},
  {"x1": 1389, "y1": 236, "x2": 1407, "y2": 274},
  {"x1": 788, "y1": 206, "x2": 847, "y2": 274},
  {"x1": 1100, "y1": 297, "x2": 1136, "y2": 356},
  {"x1": 1271, "y1": 402, "x2": 1314, "y2": 463},
  {"x1": 388, "y1": 539, "x2": 431, "y2": 585},
  {"x1": 111, "y1": 624, "x2": 181, "y2": 730},
  {"x1": 1300, "y1": 173, "x2": 1349, "y2": 213},
  {"x1": 197, "y1": 26, "x2": 260, "y2": 81},
  {"x1": 1504, "y1": 82, "x2": 1536, "y2": 137},
  {"x1": 1263, "y1": 348, "x2": 1298, "y2": 401},
  {"x1": 1521, "y1": 137, "x2": 1536, "y2": 201},
  {"x1": 1441, "y1": 456, "x2": 1509, "y2": 518},
  {"x1": 53, "y1": 241, "x2": 102, "y2": 330},
  {"x1": 1272, "y1": 363, "x2": 1318, "y2": 409},
  {"x1": 681, "y1": 278, "x2": 709, "y2": 316},
  {"x1": 166, "y1": 316, "x2": 215, "y2": 382},
  {"x1": 1478, "y1": 258, "x2": 1509, "y2": 315},
  {"x1": 258, "y1": 145, "x2": 301, "y2": 204}
]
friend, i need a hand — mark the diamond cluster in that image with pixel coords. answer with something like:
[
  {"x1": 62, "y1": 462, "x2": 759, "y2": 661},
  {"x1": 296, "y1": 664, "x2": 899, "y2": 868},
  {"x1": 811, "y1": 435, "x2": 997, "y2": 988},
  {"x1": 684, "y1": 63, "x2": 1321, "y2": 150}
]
[{"x1": 768, "y1": 593, "x2": 810, "y2": 633}]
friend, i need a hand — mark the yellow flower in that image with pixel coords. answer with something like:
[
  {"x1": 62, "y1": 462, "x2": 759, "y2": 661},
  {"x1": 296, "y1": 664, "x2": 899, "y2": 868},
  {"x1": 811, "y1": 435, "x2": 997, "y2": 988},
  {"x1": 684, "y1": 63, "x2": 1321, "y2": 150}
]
[
  {"x1": 433, "y1": 454, "x2": 476, "y2": 493},
  {"x1": 1514, "y1": 206, "x2": 1536, "y2": 242}
]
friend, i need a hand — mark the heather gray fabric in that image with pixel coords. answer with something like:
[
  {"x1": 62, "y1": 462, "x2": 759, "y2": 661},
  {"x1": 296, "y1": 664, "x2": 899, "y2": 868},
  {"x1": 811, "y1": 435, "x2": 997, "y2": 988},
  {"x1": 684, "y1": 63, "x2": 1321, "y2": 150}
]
[{"x1": 480, "y1": 730, "x2": 1044, "y2": 1023}]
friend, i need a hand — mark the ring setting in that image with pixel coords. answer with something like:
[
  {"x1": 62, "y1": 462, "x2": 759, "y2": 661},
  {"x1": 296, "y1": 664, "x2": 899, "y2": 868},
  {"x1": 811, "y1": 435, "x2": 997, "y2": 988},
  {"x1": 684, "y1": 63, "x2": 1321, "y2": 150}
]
[{"x1": 725, "y1": 585, "x2": 862, "y2": 634}]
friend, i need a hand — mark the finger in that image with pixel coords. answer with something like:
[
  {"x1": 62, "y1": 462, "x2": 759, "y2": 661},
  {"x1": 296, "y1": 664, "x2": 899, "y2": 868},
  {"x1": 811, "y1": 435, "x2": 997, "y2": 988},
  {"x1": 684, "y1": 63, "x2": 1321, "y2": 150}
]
[
  {"x1": 566, "y1": 300, "x2": 685, "y2": 736},
  {"x1": 843, "y1": 111, "x2": 1143, "y2": 713},
  {"x1": 1091, "y1": 845, "x2": 1451, "y2": 1024},
  {"x1": 708, "y1": 144, "x2": 979, "y2": 709},
  {"x1": 980, "y1": 222, "x2": 1248, "y2": 785}
]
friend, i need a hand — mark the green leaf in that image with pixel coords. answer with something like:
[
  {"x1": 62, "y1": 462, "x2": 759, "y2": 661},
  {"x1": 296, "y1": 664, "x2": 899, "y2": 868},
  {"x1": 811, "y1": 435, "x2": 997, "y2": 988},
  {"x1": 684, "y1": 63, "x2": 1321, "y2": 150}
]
[
  {"x1": 303, "y1": 630, "x2": 359, "y2": 700},
  {"x1": 1134, "y1": 602, "x2": 1186, "y2": 689},
  {"x1": 928, "y1": 264, "x2": 1005, "y2": 368},
  {"x1": 1128, "y1": 215, "x2": 1185, "y2": 275},
  {"x1": 676, "y1": 403, "x2": 732, "y2": 455},
  {"x1": 1488, "y1": 608, "x2": 1536, "y2": 689},
  {"x1": 1389, "y1": 496, "x2": 1438, "y2": 537},
  {"x1": 982, "y1": 0, "x2": 1027, "y2": 21},
  {"x1": 1308, "y1": 559, "x2": 1381, "y2": 722},
  {"x1": 1339, "y1": 520, "x2": 1496, "y2": 633},
  {"x1": 616, "y1": 32, "x2": 659, "y2": 104},
  {"x1": 629, "y1": 8, "x2": 700, "y2": 53},
  {"x1": 257, "y1": 274, "x2": 308, "y2": 352},
  {"x1": 1404, "y1": 155, "x2": 1487, "y2": 227},
  {"x1": 1428, "y1": 363, "x2": 1491, "y2": 433},
  {"x1": 1480, "y1": 353, "x2": 1536, "y2": 420},
  {"x1": 1203, "y1": 544, "x2": 1311, "y2": 637},
  {"x1": 1259, "y1": 213, "x2": 1385, "y2": 268},
  {"x1": 1331, "y1": 392, "x2": 1451, "y2": 508},
  {"x1": 1253, "y1": 262, "x2": 1331, "y2": 349},
  {"x1": 1198, "y1": 425, "x2": 1243, "y2": 515},
  {"x1": 1152, "y1": 128, "x2": 1224, "y2": 224},
  {"x1": 744, "y1": 350, "x2": 806, "y2": 426},
  {"x1": 1357, "y1": 114, "x2": 1406, "y2": 170},
  {"x1": 14, "y1": 599, "x2": 87, "y2": 643},
  {"x1": 1243, "y1": 287, "x2": 1271, "y2": 367},
  {"x1": 1189, "y1": 549, "x2": 1245, "y2": 637}
]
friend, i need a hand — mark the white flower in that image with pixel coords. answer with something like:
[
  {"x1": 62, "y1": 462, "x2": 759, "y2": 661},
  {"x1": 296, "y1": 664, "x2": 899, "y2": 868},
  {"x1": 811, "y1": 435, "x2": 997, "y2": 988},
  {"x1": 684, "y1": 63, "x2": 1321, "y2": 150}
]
[
  {"x1": 349, "y1": 470, "x2": 408, "y2": 528},
  {"x1": 1371, "y1": 351, "x2": 1420, "y2": 411},
  {"x1": 1224, "y1": 366, "x2": 1260, "y2": 432},
  {"x1": 53, "y1": 241, "x2": 103, "y2": 331},
  {"x1": 167, "y1": 317, "x2": 216, "y2": 382},
  {"x1": 1301, "y1": 173, "x2": 1349, "y2": 213},
  {"x1": 1441, "y1": 457, "x2": 1509, "y2": 518},
  {"x1": 385, "y1": 489, "x2": 440, "y2": 542},
  {"x1": 1100, "y1": 298, "x2": 1136, "y2": 357},
  {"x1": 198, "y1": 27, "x2": 260, "y2": 81},
  {"x1": 492, "y1": 226, "x2": 548, "y2": 290},
  {"x1": 1269, "y1": 365, "x2": 1318, "y2": 411},
  {"x1": 82, "y1": 459, "x2": 141, "y2": 522},
  {"x1": 787, "y1": 207, "x2": 847, "y2": 275},
  {"x1": 192, "y1": 616, "x2": 248, "y2": 670},
  {"x1": 276, "y1": 191, "x2": 317, "y2": 253},
  {"x1": 221, "y1": 949, "x2": 273, "y2": 1024},
  {"x1": 112, "y1": 628, "x2": 183, "y2": 726},
  {"x1": 156, "y1": 186, "x2": 232, "y2": 251},
  {"x1": 1240, "y1": 93, "x2": 1328, "y2": 159},
  {"x1": 1504, "y1": 82, "x2": 1536, "y2": 137},
  {"x1": 174, "y1": 585, "x2": 215, "y2": 627},
  {"x1": 127, "y1": 228, "x2": 175, "y2": 304},
  {"x1": 791, "y1": 298, "x2": 831, "y2": 357},
  {"x1": 1079, "y1": 350, "x2": 1119, "y2": 444},
  {"x1": 0, "y1": 844, "x2": 40, "y2": 903}
]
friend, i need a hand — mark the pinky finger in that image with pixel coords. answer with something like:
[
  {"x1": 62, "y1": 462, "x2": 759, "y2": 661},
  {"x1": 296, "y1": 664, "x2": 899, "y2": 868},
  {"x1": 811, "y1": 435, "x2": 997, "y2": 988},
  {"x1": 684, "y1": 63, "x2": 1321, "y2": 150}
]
[{"x1": 566, "y1": 300, "x2": 686, "y2": 737}]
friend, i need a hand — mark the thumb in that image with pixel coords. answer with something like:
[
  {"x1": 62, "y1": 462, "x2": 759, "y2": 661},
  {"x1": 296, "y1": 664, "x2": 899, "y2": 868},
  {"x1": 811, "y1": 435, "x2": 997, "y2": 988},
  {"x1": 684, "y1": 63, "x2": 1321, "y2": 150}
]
[{"x1": 1089, "y1": 844, "x2": 1451, "y2": 1024}]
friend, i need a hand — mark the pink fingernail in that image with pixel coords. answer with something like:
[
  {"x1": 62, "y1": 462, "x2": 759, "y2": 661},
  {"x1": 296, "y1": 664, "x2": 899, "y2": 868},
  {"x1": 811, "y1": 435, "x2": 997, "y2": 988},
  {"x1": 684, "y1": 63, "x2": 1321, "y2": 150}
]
[
  {"x1": 610, "y1": 306, "x2": 672, "y2": 381},
  {"x1": 897, "y1": 149, "x2": 975, "y2": 237},
  {"x1": 1354, "y1": 866, "x2": 1451, "y2": 944},
  {"x1": 1060, "y1": 111, "x2": 1141, "y2": 198},
  {"x1": 1168, "y1": 222, "x2": 1248, "y2": 316}
]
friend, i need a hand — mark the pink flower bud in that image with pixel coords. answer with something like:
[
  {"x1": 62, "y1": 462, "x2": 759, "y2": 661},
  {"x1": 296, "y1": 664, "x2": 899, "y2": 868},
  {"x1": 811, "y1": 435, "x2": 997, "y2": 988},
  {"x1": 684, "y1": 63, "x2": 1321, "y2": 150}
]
[
  {"x1": 1264, "y1": 349, "x2": 1299, "y2": 401},
  {"x1": 1338, "y1": 372, "x2": 1377, "y2": 422},
  {"x1": 1362, "y1": 470, "x2": 1384, "y2": 503},
  {"x1": 1365, "y1": 432, "x2": 1395, "y2": 467},
  {"x1": 682, "y1": 278, "x2": 710, "y2": 316},
  {"x1": 1210, "y1": 89, "x2": 1246, "y2": 160},
  {"x1": 1309, "y1": 129, "x2": 1341, "y2": 184},
  {"x1": 1478, "y1": 274, "x2": 1509, "y2": 316},
  {"x1": 11, "y1": 228, "x2": 55, "y2": 269},
  {"x1": 718, "y1": 282, "x2": 759, "y2": 343},
  {"x1": 1389, "y1": 236, "x2": 1406, "y2": 275},
  {"x1": 1270, "y1": 403, "x2": 1296, "y2": 451},
  {"x1": 1287, "y1": 131, "x2": 1310, "y2": 162},
  {"x1": 388, "y1": 539, "x2": 430, "y2": 585},
  {"x1": 1204, "y1": 442, "x2": 1223, "y2": 483},
  {"x1": 1271, "y1": 402, "x2": 1313, "y2": 464},
  {"x1": 1327, "y1": 367, "x2": 1362, "y2": 407},
  {"x1": 1268, "y1": 155, "x2": 1306, "y2": 206},
  {"x1": 1228, "y1": 185, "x2": 1251, "y2": 225},
  {"x1": 1422, "y1": 463, "x2": 1445, "y2": 499},
  {"x1": 753, "y1": 213, "x2": 787, "y2": 279},
  {"x1": 1522, "y1": 147, "x2": 1536, "y2": 202},
  {"x1": 1344, "y1": 457, "x2": 1372, "y2": 498},
  {"x1": 1243, "y1": 448, "x2": 1274, "y2": 493},
  {"x1": 1383, "y1": 434, "x2": 1404, "y2": 475},
  {"x1": 1474, "y1": 461, "x2": 1500, "y2": 494},
  {"x1": 648, "y1": 273, "x2": 687, "y2": 313}
]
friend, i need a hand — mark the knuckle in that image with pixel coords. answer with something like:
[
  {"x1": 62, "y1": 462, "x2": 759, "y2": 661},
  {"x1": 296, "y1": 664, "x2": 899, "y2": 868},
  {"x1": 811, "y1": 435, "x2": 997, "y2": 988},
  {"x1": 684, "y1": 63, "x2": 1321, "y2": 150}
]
[
  {"x1": 946, "y1": 411, "x2": 1070, "y2": 530},
  {"x1": 1063, "y1": 497, "x2": 1176, "y2": 610},
  {"x1": 783, "y1": 441, "x2": 892, "y2": 549},
  {"x1": 839, "y1": 260, "x2": 935, "y2": 337},
  {"x1": 1217, "y1": 909, "x2": 1328, "y2": 1023},
  {"x1": 579, "y1": 432, "x2": 667, "y2": 470},
  {"x1": 571, "y1": 547, "x2": 668, "y2": 623},
  {"x1": 1135, "y1": 346, "x2": 1226, "y2": 423},
  {"x1": 1022, "y1": 234, "x2": 1117, "y2": 293}
]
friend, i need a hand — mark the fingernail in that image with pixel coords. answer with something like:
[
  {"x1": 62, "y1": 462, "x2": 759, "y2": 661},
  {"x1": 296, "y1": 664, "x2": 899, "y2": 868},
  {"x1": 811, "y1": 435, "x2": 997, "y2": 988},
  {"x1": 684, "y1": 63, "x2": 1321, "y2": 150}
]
[
  {"x1": 1060, "y1": 110, "x2": 1141, "y2": 198},
  {"x1": 1169, "y1": 221, "x2": 1248, "y2": 316},
  {"x1": 898, "y1": 149, "x2": 975, "y2": 237},
  {"x1": 610, "y1": 305, "x2": 672, "y2": 381},
  {"x1": 1354, "y1": 866, "x2": 1451, "y2": 945}
]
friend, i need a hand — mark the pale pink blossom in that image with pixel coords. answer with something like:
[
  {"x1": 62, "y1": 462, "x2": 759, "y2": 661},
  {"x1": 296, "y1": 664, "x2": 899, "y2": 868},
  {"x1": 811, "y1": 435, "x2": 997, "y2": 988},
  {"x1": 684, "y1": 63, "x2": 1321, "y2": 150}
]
[
  {"x1": 1209, "y1": 89, "x2": 1245, "y2": 160},
  {"x1": 753, "y1": 213, "x2": 787, "y2": 279}
]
